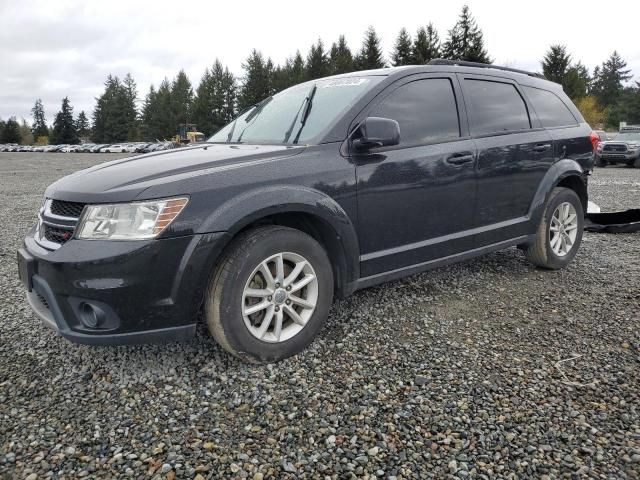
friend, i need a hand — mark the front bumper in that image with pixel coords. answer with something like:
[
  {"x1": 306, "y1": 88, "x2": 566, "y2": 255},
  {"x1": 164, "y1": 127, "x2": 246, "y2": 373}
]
[
  {"x1": 18, "y1": 229, "x2": 228, "y2": 345},
  {"x1": 598, "y1": 150, "x2": 640, "y2": 162}
]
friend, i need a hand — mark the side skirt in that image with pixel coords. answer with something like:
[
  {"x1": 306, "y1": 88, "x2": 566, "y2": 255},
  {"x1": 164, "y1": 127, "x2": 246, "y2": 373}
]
[{"x1": 355, "y1": 234, "x2": 534, "y2": 291}]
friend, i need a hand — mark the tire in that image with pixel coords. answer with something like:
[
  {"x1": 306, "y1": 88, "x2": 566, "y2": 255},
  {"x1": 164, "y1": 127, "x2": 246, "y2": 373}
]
[
  {"x1": 596, "y1": 157, "x2": 607, "y2": 167},
  {"x1": 634, "y1": 157, "x2": 640, "y2": 168},
  {"x1": 205, "y1": 226, "x2": 334, "y2": 363},
  {"x1": 524, "y1": 187, "x2": 584, "y2": 270}
]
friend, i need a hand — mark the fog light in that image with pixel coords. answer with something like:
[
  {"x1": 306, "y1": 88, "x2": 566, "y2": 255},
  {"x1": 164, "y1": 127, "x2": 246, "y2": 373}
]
[{"x1": 78, "y1": 302, "x2": 105, "y2": 328}]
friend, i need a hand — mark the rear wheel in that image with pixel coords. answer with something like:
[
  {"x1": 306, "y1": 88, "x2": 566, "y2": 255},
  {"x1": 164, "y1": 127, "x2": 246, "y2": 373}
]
[
  {"x1": 205, "y1": 226, "x2": 333, "y2": 363},
  {"x1": 525, "y1": 187, "x2": 584, "y2": 270}
]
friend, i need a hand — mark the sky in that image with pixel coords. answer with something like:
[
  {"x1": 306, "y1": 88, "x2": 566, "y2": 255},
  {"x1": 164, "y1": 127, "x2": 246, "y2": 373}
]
[{"x1": 1, "y1": 0, "x2": 639, "y2": 124}]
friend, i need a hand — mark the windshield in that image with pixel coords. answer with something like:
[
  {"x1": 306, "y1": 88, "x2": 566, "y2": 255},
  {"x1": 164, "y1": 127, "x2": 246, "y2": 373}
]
[
  {"x1": 209, "y1": 76, "x2": 382, "y2": 145},
  {"x1": 615, "y1": 132, "x2": 640, "y2": 142}
]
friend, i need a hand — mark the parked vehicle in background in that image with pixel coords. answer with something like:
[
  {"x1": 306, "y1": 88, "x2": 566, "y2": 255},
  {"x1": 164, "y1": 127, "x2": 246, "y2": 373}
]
[
  {"x1": 91, "y1": 144, "x2": 108, "y2": 152},
  {"x1": 60, "y1": 145, "x2": 80, "y2": 153},
  {"x1": 135, "y1": 143, "x2": 152, "y2": 153},
  {"x1": 596, "y1": 130, "x2": 640, "y2": 167},
  {"x1": 594, "y1": 130, "x2": 608, "y2": 142},
  {"x1": 101, "y1": 144, "x2": 125, "y2": 153},
  {"x1": 18, "y1": 61, "x2": 596, "y2": 363},
  {"x1": 121, "y1": 144, "x2": 139, "y2": 153}
]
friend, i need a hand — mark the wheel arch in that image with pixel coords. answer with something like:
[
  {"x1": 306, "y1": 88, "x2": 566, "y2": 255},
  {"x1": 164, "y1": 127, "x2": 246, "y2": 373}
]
[
  {"x1": 198, "y1": 186, "x2": 360, "y2": 298},
  {"x1": 528, "y1": 159, "x2": 588, "y2": 224}
]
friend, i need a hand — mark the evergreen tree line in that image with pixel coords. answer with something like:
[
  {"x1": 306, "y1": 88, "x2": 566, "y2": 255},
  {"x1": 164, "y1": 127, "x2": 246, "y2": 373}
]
[
  {"x1": 541, "y1": 45, "x2": 640, "y2": 128},
  {"x1": 2, "y1": 5, "x2": 638, "y2": 144}
]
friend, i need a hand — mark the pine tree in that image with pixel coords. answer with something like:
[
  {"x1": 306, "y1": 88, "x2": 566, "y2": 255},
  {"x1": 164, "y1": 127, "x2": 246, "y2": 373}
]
[
  {"x1": 541, "y1": 45, "x2": 571, "y2": 84},
  {"x1": 413, "y1": 23, "x2": 441, "y2": 64},
  {"x1": 92, "y1": 75, "x2": 136, "y2": 142},
  {"x1": 171, "y1": 70, "x2": 194, "y2": 132},
  {"x1": 122, "y1": 73, "x2": 139, "y2": 140},
  {"x1": 355, "y1": 26, "x2": 385, "y2": 70},
  {"x1": 603, "y1": 82, "x2": 640, "y2": 129},
  {"x1": 75, "y1": 111, "x2": 91, "y2": 139},
  {"x1": 306, "y1": 39, "x2": 330, "y2": 80},
  {"x1": 329, "y1": 36, "x2": 354, "y2": 74},
  {"x1": 442, "y1": 5, "x2": 491, "y2": 63},
  {"x1": 591, "y1": 51, "x2": 632, "y2": 108},
  {"x1": 31, "y1": 99, "x2": 48, "y2": 139},
  {"x1": 192, "y1": 60, "x2": 237, "y2": 136},
  {"x1": 50, "y1": 97, "x2": 79, "y2": 144},
  {"x1": 563, "y1": 62, "x2": 590, "y2": 100},
  {"x1": 3, "y1": 117, "x2": 21, "y2": 143},
  {"x1": 157, "y1": 79, "x2": 175, "y2": 138},
  {"x1": 238, "y1": 50, "x2": 274, "y2": 111},
  {"x1": 0, "y1": 119, "x2": 5, "y2": 143},
  {"x1": 290, "y1": 51, "x2": 307, "y2": 84},
  {"x1": 140, "y1": 85, "x2": 158, "y2": 140},
  {"x1": 392, "y1": 28, "x2": 413, "y2": 66}
]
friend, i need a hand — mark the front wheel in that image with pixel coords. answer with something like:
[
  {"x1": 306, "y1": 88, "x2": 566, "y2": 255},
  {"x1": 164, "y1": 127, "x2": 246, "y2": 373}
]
[
  {"x1": 596, "y1": 157, "x2": 607, "y2": 167},
  {"x1": 205, "y1": 226, "x2": 334, "y2": 363},
  {"x1": 524, "y1": 187, "x2": 584, "y2": 270}
]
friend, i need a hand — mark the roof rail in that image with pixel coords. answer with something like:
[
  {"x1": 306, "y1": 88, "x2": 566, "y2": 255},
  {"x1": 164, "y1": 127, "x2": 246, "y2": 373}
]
[{"x1": 428, "y1": 59, "x2": 545, "y2": 79}]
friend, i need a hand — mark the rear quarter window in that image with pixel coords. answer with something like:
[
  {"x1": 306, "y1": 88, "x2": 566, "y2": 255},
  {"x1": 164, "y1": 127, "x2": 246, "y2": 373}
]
[
  {"x1": 463, "y1": 79, "x2": 531, "y2": 135},
  {"x1": 522, "y1": 86, "x2": 578, "y2": 128}
]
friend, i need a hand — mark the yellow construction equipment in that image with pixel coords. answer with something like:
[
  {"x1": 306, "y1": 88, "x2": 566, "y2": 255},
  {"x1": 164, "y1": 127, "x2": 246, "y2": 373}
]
[{"x1": 174, "y1": 123, "x2": 205, "y2": 144}]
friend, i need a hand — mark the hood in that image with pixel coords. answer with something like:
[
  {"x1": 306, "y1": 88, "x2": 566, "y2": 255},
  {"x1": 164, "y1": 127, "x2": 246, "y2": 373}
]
[{"x1": 46, "y1": 144, "x2": 305, "y2": 202}]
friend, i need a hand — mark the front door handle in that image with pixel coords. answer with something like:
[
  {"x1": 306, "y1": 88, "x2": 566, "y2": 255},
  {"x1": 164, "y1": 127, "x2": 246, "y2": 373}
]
[
  {"x1": 446, "y1": 154, "x2": 475, "y2": 165},
  {"x1": 533, "y1": 143, "x2": 551, "y2": 152}
]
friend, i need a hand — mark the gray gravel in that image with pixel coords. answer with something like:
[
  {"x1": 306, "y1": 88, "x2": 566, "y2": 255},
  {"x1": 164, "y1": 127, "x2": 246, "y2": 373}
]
[{"x1": 1, "y1": 153, "x2": 639, "y2": 479}]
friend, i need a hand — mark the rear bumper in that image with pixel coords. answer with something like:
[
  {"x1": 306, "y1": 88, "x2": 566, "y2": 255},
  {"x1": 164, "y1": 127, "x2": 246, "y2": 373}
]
[{"x1": 19, "y1": 230, "x2": 229, "y2": 345}]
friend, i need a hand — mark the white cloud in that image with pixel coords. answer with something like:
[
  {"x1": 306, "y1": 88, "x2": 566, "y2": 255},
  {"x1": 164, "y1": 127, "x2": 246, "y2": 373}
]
[{"x1": 1, "y1": 0, "x2": 638, "y2": 122}]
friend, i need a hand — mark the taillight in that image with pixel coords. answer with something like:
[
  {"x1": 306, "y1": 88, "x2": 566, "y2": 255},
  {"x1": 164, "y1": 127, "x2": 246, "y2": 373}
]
[{"x1": 589, "y1": 131, "x2": 600, "y2": 151}]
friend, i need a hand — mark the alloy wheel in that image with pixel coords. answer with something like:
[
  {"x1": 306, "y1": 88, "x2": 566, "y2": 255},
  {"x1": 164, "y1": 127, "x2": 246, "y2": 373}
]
[
  {"x1": 241, "y1": 252, "x2": 318, "y2": 343},
  {"x1": 549, "y1": 202, "x2": 579, "y2": 257}
]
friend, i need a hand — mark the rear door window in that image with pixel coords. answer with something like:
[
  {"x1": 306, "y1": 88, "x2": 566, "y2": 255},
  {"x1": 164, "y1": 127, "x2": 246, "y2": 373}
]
[
  {"x1": 463, "y1": 79, "x2": 531, "y2": 135},
  {"x1": 522, "y1": 86, "x2": 578, "y2": 128},
  {"x1": 370, "y1": 78, "x2": 460, "y2": 146}
]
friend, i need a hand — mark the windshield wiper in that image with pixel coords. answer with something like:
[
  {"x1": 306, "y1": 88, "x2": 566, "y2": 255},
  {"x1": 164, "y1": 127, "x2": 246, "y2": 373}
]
[
  {"x1": 224, "y1": 97, "x2": 273, "y2": 143},
  {"x1": 292, "y1": 84, "x2": 317, "y2": 144},
  {"x1": 237, "y1": 96, "x2": 273, "y2": 143},
  {"x1": 283, "y1": 84, "x2": 317, "y2": 144}
]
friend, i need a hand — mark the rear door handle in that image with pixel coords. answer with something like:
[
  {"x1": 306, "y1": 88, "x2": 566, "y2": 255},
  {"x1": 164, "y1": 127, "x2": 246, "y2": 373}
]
[
  {"x1": 446, "y1": 154, "x2": 475, "y2": 165},
  {"x1": 533, "y1": 143, "x2": 551, "y2": 152}
]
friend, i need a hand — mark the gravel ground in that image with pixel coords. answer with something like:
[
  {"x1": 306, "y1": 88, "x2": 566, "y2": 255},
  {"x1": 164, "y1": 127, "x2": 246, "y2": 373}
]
[{"x1": 0, "y1": 153, "x2": 638, "y2": 480}]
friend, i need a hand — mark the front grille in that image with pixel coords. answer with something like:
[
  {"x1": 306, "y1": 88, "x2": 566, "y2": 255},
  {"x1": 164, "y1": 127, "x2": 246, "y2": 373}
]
[
  {"x1": 43, "y1": 225, "x2": 74, "y2": 244},
  {"x1": 603, "y1": 144, "x2": 627, "y2": 152},
  {"x1": 50, "y1": 199, "x2": 85, "y2": 218}
]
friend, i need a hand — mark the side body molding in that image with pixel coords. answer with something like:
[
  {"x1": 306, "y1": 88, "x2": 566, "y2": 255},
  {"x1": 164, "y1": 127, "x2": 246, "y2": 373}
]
[{"x1": 196, "y1": 185, "x2": 360, "y2": 296}]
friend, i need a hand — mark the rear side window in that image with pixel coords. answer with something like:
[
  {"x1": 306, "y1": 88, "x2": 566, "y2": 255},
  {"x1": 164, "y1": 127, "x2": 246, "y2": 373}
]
[
  {"x1": 370, "y1": 78, "x2": 460, "y2": 146},
  {"x1": 463, "y1": 79, "x2": 531, "y2": 135},
  {"x1": 522, "y1": 86, "x2": 578, "y2": 128}
]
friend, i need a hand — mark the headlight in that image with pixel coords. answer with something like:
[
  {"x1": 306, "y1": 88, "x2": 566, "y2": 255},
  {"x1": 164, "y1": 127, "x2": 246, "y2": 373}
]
[
  {"x1": 76, "y1": 197, "x2": 188, "y2": 240},
  {"x1": 628, "y1": 143, "x2": 639, "y2": 149}
]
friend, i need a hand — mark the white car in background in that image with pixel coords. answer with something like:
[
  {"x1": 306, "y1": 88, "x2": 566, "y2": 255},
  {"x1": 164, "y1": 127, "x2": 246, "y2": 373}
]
[
  {"x1": 122, "y1": 143, "x2": 141, "y2": 153},
  {"x1": 101, "y1": 144, "x2": 126, "y2": 153}
]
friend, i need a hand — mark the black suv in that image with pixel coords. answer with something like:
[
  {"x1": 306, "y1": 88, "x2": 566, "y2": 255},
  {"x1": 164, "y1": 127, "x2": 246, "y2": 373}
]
[{"x1": 18, "y1": 60, "x2": 597, "y2": 362}]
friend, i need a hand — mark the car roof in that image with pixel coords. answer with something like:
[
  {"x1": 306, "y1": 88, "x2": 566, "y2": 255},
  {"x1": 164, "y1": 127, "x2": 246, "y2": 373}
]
[{"x1": 321, "y1": 62, "x2": 561, "y2": 92}]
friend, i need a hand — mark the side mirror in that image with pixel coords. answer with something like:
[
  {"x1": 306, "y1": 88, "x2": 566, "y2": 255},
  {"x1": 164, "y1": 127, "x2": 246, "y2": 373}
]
[{"x1": 352, "y1": 117, "x2": 400, "y2": 151}]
